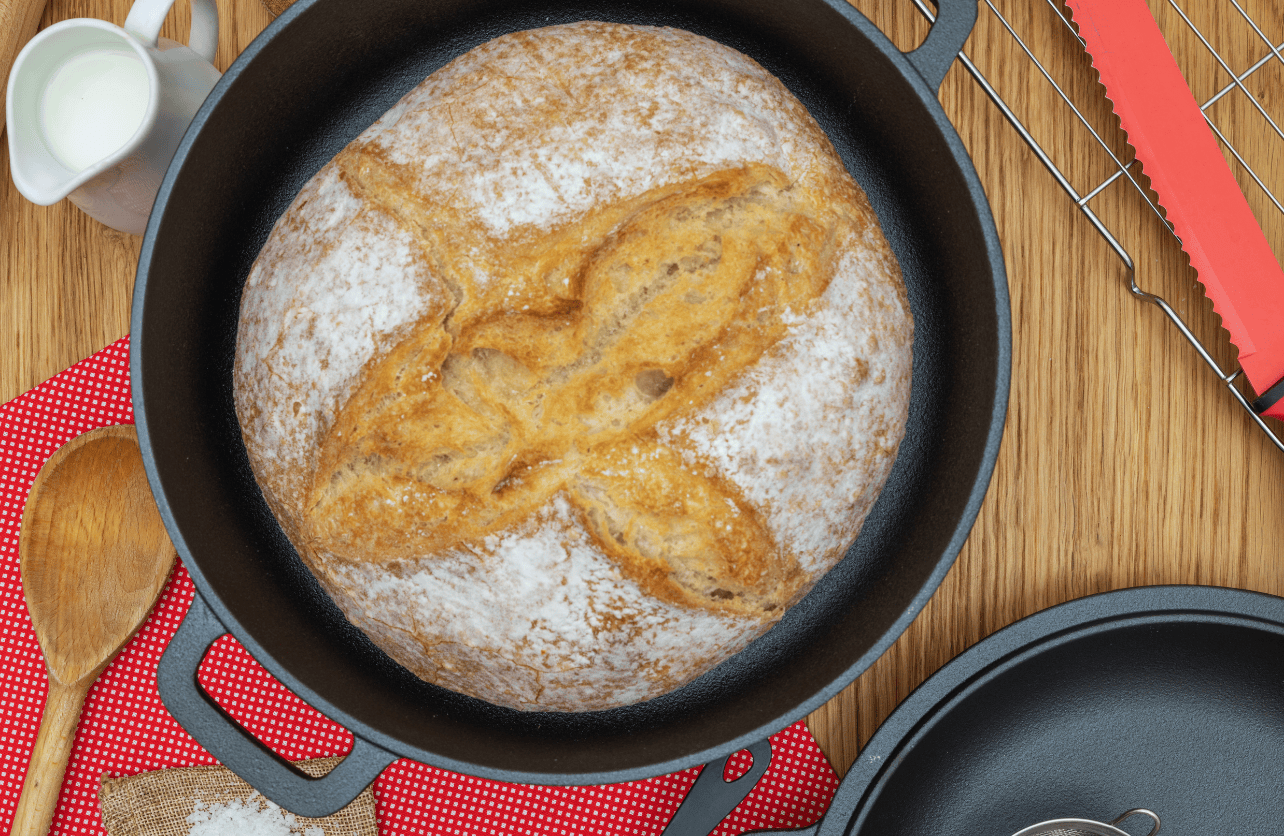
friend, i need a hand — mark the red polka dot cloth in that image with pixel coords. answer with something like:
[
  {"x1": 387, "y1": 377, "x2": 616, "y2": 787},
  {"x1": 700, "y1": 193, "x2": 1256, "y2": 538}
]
[{"x1": 0, "y1": 336, "x2": 841, "y2": 835}]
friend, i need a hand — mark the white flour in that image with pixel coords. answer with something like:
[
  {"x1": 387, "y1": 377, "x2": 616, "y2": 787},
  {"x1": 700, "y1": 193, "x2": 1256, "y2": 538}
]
[{"x1": 185, "y1": 793, "x2": 324, "y2": 836}]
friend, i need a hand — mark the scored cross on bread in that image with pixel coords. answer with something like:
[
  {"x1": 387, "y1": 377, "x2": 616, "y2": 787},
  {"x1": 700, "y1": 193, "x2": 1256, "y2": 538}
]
[{"x1": 311, "y1": 164, "x2": 844, "y2": 617}]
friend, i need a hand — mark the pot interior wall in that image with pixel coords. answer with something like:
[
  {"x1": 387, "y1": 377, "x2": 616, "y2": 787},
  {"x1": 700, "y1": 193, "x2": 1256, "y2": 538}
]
[{"x1": 134, "y1": 0, "x2": 1006, "y2": 780}]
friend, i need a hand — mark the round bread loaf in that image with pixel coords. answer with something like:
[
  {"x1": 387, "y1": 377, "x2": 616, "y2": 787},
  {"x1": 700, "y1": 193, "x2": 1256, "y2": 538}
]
[{"x1": 233, "y1": 21, "x2": 913, "y2": 712}]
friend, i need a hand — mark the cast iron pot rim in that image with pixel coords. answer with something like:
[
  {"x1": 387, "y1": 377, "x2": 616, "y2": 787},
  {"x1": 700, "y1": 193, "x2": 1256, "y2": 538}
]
[
  {"x1": 130, "y1": 0, "x2": 1011, "y2": 785},
  {"x1": 820, "y1": 584, "x2": 1284, "y2": 836}
]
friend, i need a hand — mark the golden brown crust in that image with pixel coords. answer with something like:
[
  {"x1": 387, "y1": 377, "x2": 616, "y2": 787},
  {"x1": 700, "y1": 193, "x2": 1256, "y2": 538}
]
[
  {"x1": 234, "y1": 22, "x2": 913, "y2": 711},
  {"x1": 310, "y1": 164, "x2": 832, "y2": 615}
]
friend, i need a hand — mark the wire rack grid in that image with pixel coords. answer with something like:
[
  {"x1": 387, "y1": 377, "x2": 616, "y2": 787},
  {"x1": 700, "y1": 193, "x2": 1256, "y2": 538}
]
[{"x1": 913, "y1": 0, "x2": 1284, "y2": 452}]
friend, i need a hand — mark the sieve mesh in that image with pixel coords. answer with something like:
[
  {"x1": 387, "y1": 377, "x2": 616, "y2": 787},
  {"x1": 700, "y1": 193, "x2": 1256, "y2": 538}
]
[{"x1": 1011, "y1": 810, "x2": 1160, "y2": 836}]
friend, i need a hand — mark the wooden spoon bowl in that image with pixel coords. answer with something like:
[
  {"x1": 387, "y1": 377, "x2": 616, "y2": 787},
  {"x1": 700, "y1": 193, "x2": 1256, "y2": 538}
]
[{"x1": 13, "y1": 425, "x2": 176, "y2": 836}]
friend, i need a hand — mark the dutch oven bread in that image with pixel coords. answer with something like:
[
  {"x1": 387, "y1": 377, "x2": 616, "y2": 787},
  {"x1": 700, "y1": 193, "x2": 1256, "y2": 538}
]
[{"x1": 233, "y1": 21, "x2": 914, "y2": 712}]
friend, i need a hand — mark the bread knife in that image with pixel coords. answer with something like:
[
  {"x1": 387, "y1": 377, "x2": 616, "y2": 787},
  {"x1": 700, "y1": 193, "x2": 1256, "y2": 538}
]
[{"x1": 1065, "y1": 0, "x2": 1284, "y2": 421}]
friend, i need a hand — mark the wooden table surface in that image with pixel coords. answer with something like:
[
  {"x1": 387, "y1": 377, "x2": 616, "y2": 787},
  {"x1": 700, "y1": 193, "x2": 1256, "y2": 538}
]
[{"x1": 3, "y1": 0, "x2": 1283, "y2": 781}]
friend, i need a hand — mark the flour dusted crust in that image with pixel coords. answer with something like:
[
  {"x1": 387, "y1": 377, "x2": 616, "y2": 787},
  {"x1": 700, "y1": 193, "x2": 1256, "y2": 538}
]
[{"x1": 233, "y1": 22, "x2": 913, "y2": 712}]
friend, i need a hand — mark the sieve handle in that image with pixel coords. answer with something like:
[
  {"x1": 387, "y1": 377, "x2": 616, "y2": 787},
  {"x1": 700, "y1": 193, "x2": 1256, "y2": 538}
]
[{"x1": 1110, "y1": 809, "x2": 1161, "y2": 836}]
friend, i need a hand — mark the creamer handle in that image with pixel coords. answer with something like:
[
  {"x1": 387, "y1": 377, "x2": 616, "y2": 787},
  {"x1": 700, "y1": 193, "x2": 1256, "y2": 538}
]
[{"x1": 125, "y1": 0, "x2": 219, "y2": 63}]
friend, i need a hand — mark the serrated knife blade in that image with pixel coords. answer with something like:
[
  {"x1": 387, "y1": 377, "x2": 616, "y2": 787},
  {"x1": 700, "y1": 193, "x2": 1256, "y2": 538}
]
[{"x1": 1065, "y1": 0, "x2": 1284, "y2": 421}]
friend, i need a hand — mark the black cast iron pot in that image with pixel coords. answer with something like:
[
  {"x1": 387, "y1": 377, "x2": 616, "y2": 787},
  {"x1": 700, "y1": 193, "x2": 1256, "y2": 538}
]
[{"x1": 132, "y1": 0, "x2": 1010, "y2": 817}]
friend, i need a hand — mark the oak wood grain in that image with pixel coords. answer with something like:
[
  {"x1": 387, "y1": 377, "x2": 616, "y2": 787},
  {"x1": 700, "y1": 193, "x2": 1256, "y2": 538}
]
[
  {"x1": 2, "y1": 0, "x2": 1281, "y2": 781},
  {"x1": 0, "y1": 0, "x2": 50, "y2": 138}
]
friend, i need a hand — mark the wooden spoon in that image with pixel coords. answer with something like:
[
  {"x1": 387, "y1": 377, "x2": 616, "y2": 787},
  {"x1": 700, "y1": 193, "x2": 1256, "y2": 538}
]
[
  {"x1": 0, "y1": 0, "x2": 49, "y2": 138},
  {"x1": 12, "y1": 425, "x2": 176, "y2": 836}
]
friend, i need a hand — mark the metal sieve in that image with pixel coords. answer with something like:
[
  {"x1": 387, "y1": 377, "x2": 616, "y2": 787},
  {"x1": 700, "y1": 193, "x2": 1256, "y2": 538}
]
[{"x1": 1010, "y1": 809, "x2": 1160, "y2": 836}]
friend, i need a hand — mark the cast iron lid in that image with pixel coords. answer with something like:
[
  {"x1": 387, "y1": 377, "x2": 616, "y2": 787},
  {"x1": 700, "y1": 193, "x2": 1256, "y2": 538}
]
[{"x1": 819, "y1": 584, "x2": 1284, "y2": 836}]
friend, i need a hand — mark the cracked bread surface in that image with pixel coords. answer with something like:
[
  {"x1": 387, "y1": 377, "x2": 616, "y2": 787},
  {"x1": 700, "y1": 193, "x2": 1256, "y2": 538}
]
[{"x1": 233, "y1": 21, "x2": 913, "y2": 712}]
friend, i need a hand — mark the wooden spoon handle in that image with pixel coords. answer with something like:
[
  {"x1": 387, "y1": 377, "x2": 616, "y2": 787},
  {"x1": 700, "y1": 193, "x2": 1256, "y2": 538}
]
[
  {"x1": 11, "y1": 678, "x2": 91, "y2": 836},
  {"x1": 0, "y1": 0, "x2": 49, "y2": 138}
]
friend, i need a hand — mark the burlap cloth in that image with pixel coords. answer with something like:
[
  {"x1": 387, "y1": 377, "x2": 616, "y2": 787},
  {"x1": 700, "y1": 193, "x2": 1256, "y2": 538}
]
[{"x1": 99, "y1": 758, "x2": 377, "y2": 836}]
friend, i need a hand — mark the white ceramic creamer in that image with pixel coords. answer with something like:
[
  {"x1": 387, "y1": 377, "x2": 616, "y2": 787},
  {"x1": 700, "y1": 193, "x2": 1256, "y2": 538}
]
[{"x1": 6, "y1": 0, "x2": 220, "y2": 234}]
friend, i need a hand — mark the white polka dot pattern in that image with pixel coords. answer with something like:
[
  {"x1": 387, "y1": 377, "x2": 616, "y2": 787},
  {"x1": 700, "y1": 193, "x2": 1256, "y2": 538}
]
[{"x1": 0, "y1": 337, "x2": 841, "y2": 835}]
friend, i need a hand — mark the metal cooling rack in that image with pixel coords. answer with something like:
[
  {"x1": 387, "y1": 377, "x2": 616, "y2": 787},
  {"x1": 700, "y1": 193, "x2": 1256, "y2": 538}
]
[{"x1": 913, "y1": 0, "x2": 1284, "y2": 452}]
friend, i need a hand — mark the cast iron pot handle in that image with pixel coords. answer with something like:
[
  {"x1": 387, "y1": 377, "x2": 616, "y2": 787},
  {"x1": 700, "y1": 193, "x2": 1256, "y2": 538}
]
[
  {"x1": 660, "y1": 739, "x2": 773, "y2": 836},
  {"x1": 905, "y1": 0, "x2": 978, "y2": 92},
  {"x1": 156, "y1": 592, "x2": 398, "y2": 818}
]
